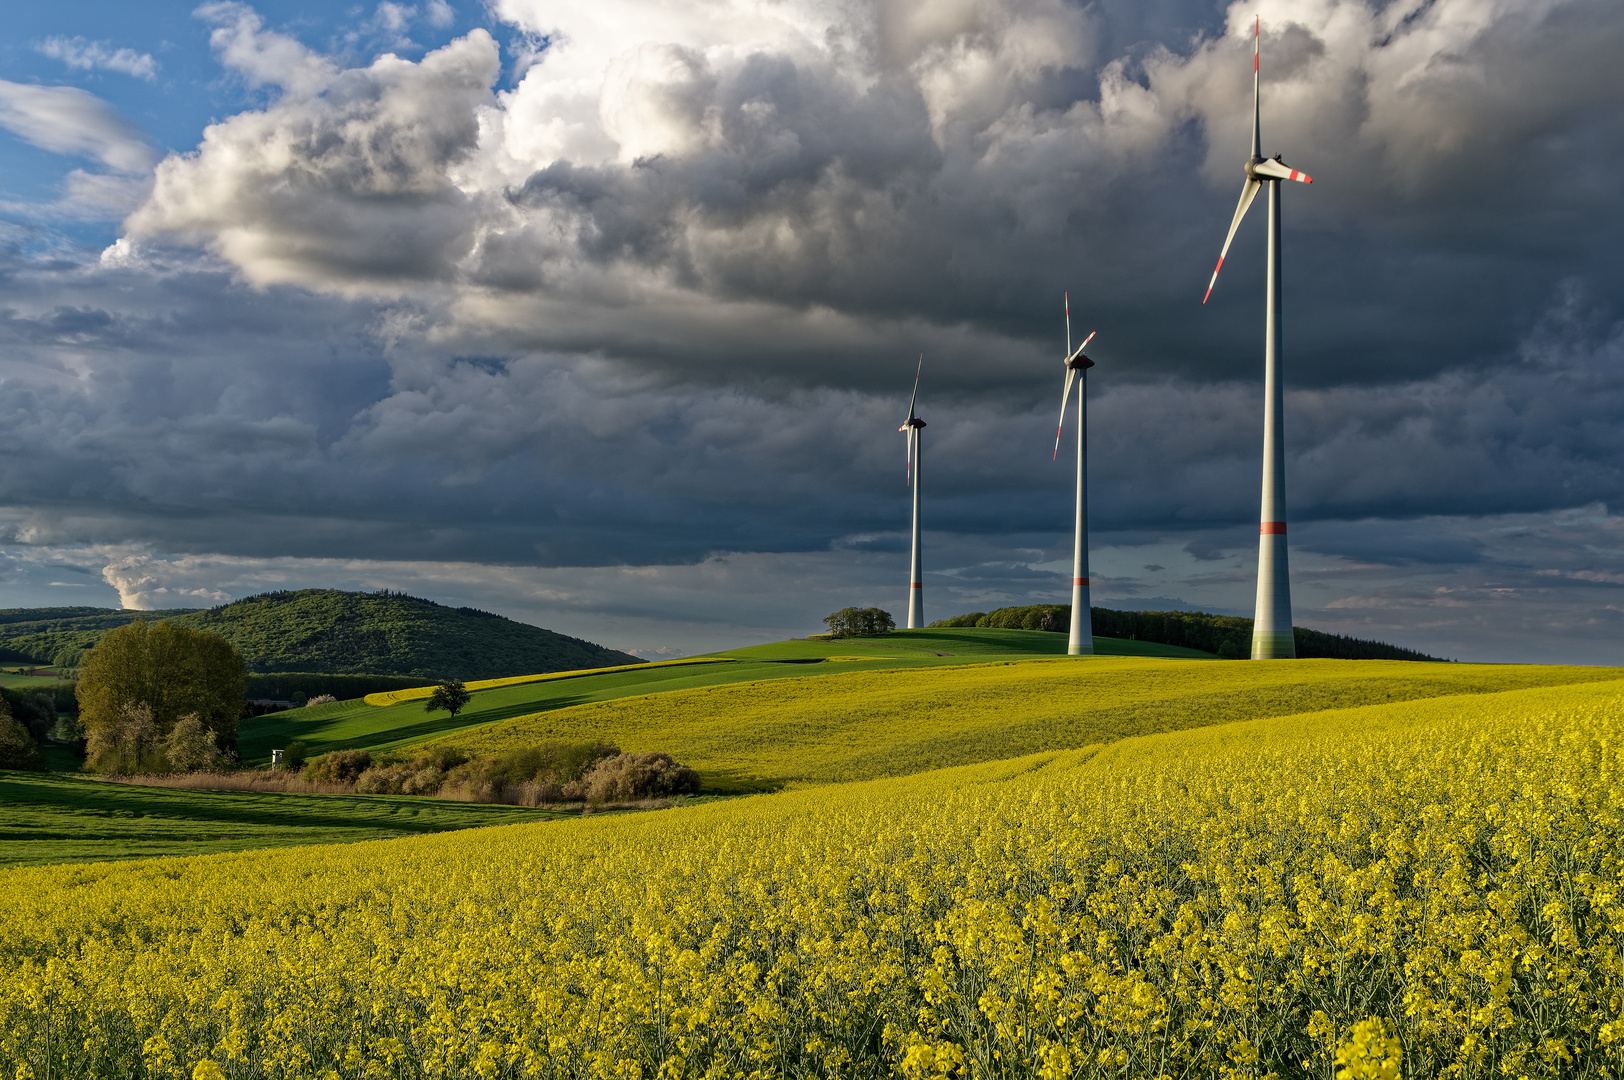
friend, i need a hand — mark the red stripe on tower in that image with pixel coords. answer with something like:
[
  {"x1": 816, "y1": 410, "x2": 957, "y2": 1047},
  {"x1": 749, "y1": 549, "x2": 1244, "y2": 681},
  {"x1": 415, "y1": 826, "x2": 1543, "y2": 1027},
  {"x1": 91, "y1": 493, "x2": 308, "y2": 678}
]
[
  {"x1": 910, "y1": 582, "x2": 923, "y2": 588},
  {"x1": 1260, "y1": 521, "x2": 1287, "y2": 534},
  {"x1": 1072, "y1": 577, "x2": 1089, "y2": 586}
]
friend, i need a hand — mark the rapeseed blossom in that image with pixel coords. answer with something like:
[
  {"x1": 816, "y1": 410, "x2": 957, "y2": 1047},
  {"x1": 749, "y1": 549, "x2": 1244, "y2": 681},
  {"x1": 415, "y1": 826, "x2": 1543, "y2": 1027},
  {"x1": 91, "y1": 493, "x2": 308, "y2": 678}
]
[{"x1": 3, "y1": 681, "x2": 1623, "y2": 1077}]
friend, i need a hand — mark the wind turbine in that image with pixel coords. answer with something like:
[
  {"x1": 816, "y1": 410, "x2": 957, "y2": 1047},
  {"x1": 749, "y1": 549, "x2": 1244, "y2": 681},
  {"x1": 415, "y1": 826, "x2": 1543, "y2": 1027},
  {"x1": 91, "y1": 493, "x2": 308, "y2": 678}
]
[
  {"x1": 899, "y1": 356, "x2": 926, "y2": 629},
  {"x1": 1202, "y1": 17, "x2": 1313, "y2": 660},
  {"x1": 1052, "y1": 294, "x2": 1096, "y2": 656}
]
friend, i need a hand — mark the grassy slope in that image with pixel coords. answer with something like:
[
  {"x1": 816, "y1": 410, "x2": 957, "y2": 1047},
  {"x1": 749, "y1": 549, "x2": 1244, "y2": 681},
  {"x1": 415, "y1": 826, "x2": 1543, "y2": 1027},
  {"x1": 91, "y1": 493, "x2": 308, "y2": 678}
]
[
  {"x1": 443, "y1": 656, "x2": 1624, "y2": 792},
  {"x1": 0, "y1": 771, "x2": 584, "y2": 868},
  {"x1": 235, "y1": 629, "x2": 1209, "y2": 761}
]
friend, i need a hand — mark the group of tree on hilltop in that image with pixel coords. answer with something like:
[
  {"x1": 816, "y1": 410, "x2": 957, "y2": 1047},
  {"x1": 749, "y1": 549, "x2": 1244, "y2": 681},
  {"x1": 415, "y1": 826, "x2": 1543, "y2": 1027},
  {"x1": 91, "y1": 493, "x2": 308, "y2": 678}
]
[{"x1": 931, "y1": 604, "x2": 1445, "y2": 661}]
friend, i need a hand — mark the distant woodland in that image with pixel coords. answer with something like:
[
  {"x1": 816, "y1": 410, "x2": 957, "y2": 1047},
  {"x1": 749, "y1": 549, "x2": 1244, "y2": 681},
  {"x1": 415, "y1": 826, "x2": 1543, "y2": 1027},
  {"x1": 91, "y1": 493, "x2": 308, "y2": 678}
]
[
  {"x1": 0, "y1": 590, "x2": 642, "y2": 681},
  {"x1": 931, "y1": 605, "x2": 1447, "y2": 661}
]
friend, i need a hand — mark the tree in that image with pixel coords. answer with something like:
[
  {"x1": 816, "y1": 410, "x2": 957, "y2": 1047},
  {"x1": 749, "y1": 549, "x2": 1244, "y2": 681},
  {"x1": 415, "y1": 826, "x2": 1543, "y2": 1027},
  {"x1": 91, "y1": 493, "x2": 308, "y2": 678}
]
[
  {"x1": 0, "y1": 698, "x2": 45, "y2": 771},
  {"x1": 425, "y1": 679, "x2": 471, "y2": 718},
  {"x1": 822, "y1": 607, "x2": 896, "y2": 638},
  {"x1": 0, "y1": 688, "x2": 55, "y2": 742},
  {"x1": 76, "y1": 621, "x2": 248, "y2": 769},
  {"x1": 84, "y1": 702, "x2": 162, "y2": 775}
]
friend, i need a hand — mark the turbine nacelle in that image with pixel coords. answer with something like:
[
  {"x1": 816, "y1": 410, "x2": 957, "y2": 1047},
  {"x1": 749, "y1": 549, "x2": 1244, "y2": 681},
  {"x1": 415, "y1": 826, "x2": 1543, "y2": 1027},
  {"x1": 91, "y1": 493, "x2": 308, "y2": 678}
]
[
  {"x1": 1201, "y1": 18, "x2": 1316, "y2": 306},
  {"x1": 1246, "y1": 154, "x2": 1312, "y2": 184},
  {"x1": 1054, "y1": 316, "x2": 1098, "y2": 460},
  {"x1": 901, "y1": 355, "x2": 924, "y2": 485}
]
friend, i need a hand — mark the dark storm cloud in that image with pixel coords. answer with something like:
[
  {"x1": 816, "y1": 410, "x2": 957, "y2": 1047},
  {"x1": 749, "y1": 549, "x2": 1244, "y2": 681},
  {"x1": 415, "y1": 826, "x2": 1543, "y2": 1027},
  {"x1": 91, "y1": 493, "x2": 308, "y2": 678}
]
[{"x1": 0, "y1": 0, "x2": 1622, "y2": 664}]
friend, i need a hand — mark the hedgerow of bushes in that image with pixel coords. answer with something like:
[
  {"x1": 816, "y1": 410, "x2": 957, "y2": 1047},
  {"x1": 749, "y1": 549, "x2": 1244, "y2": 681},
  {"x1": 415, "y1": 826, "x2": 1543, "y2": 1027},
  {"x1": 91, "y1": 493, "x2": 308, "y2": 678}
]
[{"x1": 301, "y1": 741, "x2": 701, "y2": 806}]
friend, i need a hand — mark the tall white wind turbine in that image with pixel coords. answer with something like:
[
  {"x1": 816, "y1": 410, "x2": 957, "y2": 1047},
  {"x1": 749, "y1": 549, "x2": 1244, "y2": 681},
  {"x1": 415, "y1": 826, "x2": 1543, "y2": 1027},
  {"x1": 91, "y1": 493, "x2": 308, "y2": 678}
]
[
  {"x1": 1202, "y1": 17, "x2": 1314, "y2": 660},
  {"x1": 900, "y1": 356, "x2": 926, "y2": 629},
  {"x1": 1053, "y1": 296, "x2": 1097, "y2": 655}
]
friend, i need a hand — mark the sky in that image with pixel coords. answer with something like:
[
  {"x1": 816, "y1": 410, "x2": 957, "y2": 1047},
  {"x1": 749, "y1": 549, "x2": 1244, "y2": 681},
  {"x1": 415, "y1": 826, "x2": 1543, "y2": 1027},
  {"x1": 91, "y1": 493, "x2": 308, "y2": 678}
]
[{"x1": 0, "y1": 0, "x2": 1622, "y2": 663}]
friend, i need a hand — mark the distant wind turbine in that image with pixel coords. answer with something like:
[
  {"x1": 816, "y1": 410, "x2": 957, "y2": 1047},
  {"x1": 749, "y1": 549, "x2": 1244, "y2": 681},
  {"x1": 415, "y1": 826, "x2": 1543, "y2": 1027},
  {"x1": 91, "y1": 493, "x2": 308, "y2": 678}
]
[
  {"x1": 1053, "y1": 294, "x2": 1096, "y2": 656},
  {"x1": 900, "y1": 356, "x2": 926, "y2": 629},
  {"x1": 1202, "y1": 17, "x2": 1314, "y2": 660}
]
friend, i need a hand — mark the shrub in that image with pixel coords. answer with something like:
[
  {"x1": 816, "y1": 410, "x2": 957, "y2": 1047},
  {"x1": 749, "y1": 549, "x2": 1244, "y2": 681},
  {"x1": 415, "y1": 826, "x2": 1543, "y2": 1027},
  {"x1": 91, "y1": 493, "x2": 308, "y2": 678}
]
[
  {"x1": 303, "y1": 749, "x2": 372, "y2": 784},
  {"x1": 438, "y1": 742, "x2": 618, "y2": 803},
  {"x1": 352, "y1": 746, "x2": 473, "y2": 797},
  {"x1": 355, "y1": 765, "x2": 416, "y2": 795},
  {"x1": 305, "y1": 694, "x2": 337, "y2": 707},
  {"x1": 163, "y1": 714, "x2": 225, "y2": 773},
  {"x1": 581, "y1": 751, "x2": 701, "y2": 803},
  {"x1": 282, "y1": 740, "x2": 309, "y2": 770}
]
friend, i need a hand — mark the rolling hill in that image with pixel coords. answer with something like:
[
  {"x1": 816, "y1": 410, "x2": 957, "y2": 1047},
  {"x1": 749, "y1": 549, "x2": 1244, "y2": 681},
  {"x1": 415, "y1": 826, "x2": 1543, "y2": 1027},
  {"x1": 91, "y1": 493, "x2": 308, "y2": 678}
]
[
  {"x1": 233, "y1": 627, "x2": 1210, "y2": 761},
  {"x1": 235, "y1": 627, "x2": 1624, "y2": 792},
  {"x1": 0, "y1": 590, "x2": 641, "y2": 680}
]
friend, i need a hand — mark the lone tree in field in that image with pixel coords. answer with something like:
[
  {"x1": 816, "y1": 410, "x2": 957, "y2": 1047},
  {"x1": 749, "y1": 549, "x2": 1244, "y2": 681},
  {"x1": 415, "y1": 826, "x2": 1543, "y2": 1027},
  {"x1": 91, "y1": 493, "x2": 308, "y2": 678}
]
[
  {"x1": 425, "y1": 679, "x2": 471, "y2": 718},
  {"x1": 76, "y1": 621, "x2": 248, "y2": 772},
  {"x1": 823, "y1": 607, "x2": 896, "y2": 638}
]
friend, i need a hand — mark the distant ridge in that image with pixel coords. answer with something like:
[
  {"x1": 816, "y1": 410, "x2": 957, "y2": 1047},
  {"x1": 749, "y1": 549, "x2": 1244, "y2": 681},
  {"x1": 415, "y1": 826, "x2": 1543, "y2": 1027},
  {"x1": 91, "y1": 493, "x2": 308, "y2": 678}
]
[
  {"x1": 930, "y1": 604, "x2": 1447, "y2": 662},
  {"x1": 0, "y1": 590, "x2": 642, "y2": 680},
  {"x1": 0, "y1": 608, "x2": 201, "y2": 666}
]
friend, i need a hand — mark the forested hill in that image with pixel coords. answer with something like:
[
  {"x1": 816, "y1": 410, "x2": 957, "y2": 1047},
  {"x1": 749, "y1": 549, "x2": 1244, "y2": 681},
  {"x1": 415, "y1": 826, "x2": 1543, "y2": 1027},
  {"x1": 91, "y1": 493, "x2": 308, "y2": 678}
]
[
  {"x1": 0, "y1": 591, "x2": 643, "y2": 679},
  {"x1": 0, "y1": 608, "x2": 202, "y2": 666},
  {"x1": 931, "y1": 604, "x2": 1447, "y2": 661}
]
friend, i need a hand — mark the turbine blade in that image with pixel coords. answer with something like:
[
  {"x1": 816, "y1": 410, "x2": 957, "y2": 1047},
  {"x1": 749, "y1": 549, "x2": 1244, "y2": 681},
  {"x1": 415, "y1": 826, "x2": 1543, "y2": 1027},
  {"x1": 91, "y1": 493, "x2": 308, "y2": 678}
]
[
  {"x1": 903, "y1": 353, "x2": 922, "y2": 424},
  {"x1": 1053, "y1": 368, "x2": 1078, "y2": 461},
  {"x1": 905, "y1": 426, "x2": 915, "y2": 486},
  {"x1": 1064, "y1": 292, "x2": 1071, "y2": 357},
  {"x1": 1202, "y1": 176, "x2": 1261, "y2": 304},
  {"x1": 1252, "y1": 16, "x2": 1261, "y2": 161},
  {"x1": 1066, "y1": 329, "x2": 1097, "y2": 365},
  {"x1": 1252, "y1": 157, "x2": 1312, "y2": 183}
]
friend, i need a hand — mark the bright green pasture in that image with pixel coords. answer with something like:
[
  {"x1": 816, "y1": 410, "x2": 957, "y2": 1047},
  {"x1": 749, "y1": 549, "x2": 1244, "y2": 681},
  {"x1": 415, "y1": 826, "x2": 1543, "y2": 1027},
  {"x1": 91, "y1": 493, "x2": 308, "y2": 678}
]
[
  {"x1": 236, "y1": 629, "x2": 1211, "y2": 762},
  {"x1": 442, "y1": 657, "x2": 1624, "y2": 793},
  {"x1": 0, "y1": 771, "x2": 577, "y2": 868},
  {"x1": 0, "y1": 671, "x2": 70, "y2": 690}
]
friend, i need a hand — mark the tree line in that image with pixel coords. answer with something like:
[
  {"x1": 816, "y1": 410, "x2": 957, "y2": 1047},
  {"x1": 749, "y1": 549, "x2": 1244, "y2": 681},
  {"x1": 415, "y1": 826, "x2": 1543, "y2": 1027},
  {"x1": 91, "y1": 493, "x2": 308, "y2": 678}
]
[{"x1": 930, "y1": 605, "x2": 1447, "y2": 661}]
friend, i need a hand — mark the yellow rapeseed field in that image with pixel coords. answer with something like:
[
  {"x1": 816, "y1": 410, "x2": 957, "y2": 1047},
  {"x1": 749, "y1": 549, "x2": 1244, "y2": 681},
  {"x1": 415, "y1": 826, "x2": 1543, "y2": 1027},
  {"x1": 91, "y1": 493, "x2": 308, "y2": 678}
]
[
  {"x1": 4, "y1": 678, "x2": 1623, "y2": 1077},
  {"x1": 441, "y1": 657, "x2": 1624, "y2": 790}
]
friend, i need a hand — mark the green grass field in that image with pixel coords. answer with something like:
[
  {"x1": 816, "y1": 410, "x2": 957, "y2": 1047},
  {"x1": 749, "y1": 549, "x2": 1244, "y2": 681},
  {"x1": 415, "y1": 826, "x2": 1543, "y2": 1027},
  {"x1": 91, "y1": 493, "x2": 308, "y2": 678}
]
[
  {"x1": 0, "y1": 771, "x2": 593, "y2": 868},
  {"x1": 235, "y1": 628, "x2": 1212, "y2": 762},
  {"x1": 0, "y1": 671, "x2": 70, "y2": 690}
]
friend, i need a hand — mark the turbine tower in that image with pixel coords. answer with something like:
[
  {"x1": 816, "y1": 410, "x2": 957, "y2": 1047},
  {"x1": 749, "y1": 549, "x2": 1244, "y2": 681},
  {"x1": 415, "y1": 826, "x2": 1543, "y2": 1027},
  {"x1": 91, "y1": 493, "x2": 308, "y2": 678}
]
[
  {"x1": 1202, "y1": 17, "x2": 1314, "y2": 660},
  {"x1": 1052, "y1": 294, "x2": 1096, "y2": 656},
  {"x1": 899, "y1": 356, "x2": 926, "y2": 629}
]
